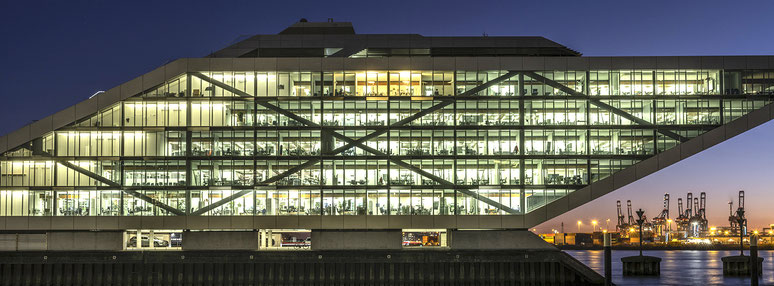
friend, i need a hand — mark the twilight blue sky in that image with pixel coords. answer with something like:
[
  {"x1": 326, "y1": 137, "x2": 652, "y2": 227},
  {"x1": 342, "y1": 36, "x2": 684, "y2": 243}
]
[{"x1": 1, "y1": 0, "x2": 773, "y2": 230}]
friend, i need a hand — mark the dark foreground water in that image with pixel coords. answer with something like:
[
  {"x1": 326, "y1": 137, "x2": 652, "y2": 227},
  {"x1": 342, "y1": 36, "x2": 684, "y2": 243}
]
[{"x1": 567, "y1": 250, "x2": 774, "y2": 285}]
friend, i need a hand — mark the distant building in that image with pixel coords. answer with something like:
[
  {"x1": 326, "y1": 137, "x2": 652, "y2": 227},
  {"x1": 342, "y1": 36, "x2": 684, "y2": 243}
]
[{"x1": 548, "y1": 233, "x2": 594, "y2": 246}]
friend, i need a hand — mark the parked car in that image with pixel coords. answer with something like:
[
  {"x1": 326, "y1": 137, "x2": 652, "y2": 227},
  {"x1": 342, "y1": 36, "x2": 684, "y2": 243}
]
[{"x1": 127, "y1": 236, "x2": 169, "y2": 247}]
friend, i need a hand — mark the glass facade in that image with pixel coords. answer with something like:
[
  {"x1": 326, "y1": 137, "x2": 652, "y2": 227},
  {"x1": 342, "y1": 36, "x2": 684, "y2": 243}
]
[{"x1": 1, "y1": 69, "x2": 772, "y2": 217}]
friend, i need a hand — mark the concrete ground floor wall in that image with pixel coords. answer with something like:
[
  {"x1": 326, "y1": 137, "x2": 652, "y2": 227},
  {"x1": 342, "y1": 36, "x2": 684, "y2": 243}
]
[
  {"x1": 182, "y1": 231, "x2": 259, "y2": 251},
  {"x1": 311, "y1": 230, "x2": 403, "y2": 250},
  {"x1": 0, "y1": 231, "x2": 123, "y2": 251},
  {"x1": 0, "y1": 229, "x2": 557, "y2": 251},
  {"x1": 448, "y1": 230, "x2": 558, "y2": 250},
  {"x1": 0, "y1": 234, "x2": 46, "y2": 251}
]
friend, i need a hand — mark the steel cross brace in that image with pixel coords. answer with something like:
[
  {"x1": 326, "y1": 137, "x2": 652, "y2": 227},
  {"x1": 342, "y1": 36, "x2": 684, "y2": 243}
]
[
  {"x1": 326, "y1": 71, "x2": 520, "y2": 155},
  {"x1": 190, "y1": 71, "x2": 521, "y2": 215},
  {"x1": 190, "y1": 73, "x2": 325, "y2": 215},
  {"x1": 51, "y1": 156, "x2": 185, "y2": 216},
  {"x1": 329, "y1": 132, "x2": 520, "y2": 214},
  {"x1": 190, "y1": 160, "x2": 319, "y2": 215},
  {"x1": 521, "y1": 71, "x2": 688, "y2": 142}
]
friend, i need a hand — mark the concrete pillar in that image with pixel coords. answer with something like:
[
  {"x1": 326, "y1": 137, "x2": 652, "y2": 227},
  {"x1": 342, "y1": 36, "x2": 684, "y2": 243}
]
[
  {"x1": 604, "y1": 233, "x2": 612, "y2": 285},
  {"x1": 751, "y1": 235, "x2": 759, "y2": 285},
  {"x1": 16, "y1": 234, "x2": 46, "y2": 251},
  {"x1": 311, "y1": 230, "x2": 402, "y2": 250},
  {"x1": 149, "y1": 230, "x2": 155, "y2": 249},
  {"x1": 0, "y1": 234, "x2": 46, "y2": 251},
  {"x1": 0, "y1": 234, "x2": 17, "y2": 251},
  {"x1": 621, "y1": 256, "x2": 661, "y2": 276},
  {"x1": 448, "y1": 230, "x2": 557, "y2": 250},
  {"x1": 46, "y1": 231, "x2": 123, "y2": 251},
  {"x1": 181, "y1": 231, "x2": 259, "y2": 251}
]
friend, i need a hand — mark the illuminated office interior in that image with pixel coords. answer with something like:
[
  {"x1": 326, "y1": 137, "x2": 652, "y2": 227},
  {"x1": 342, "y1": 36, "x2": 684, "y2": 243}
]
[
  {"x1": 1, "y1": 68, "x2": 772, "y2": 220},
  {"x1": 1, "y1": 20, "x2": 774, "y2": 251}
]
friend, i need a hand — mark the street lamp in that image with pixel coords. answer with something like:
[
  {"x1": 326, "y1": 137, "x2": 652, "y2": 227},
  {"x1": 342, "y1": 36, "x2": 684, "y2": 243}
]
[
  {"x1": 592, "y1": 220, "x2": 598, "y2": 232},
  {"x1": 577, "y1": 220, "x2": 582, "y2": 233},
  {"x1": 635, "y1": 208, "x2": 646, "y2": 257}
]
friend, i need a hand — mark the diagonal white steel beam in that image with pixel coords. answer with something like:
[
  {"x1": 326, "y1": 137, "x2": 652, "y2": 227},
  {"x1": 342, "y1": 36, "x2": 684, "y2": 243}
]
[
  {"x1": 328, "y1": 71, "x2": 520, "y2": 155},
  {"x1": 330, "y1": 132, "x2": 520, "y2": 214},
  {"x1": 189, "y1": 71, "x2": 522, "y2": 215},
  {"x1": 522, "y1": 71, "x2": 688, "y2": 142},
  {"x1": 53, "y1": 158, "x2": 185, "y2": 216},
  {"x1": 190, "y1": 160, "x2": 320, "y2": 216},
  {"x1": 191, "y1": 72, "x2": 320, "y2": 127},
  {"x1": 190, "y1": 189, "x2": 252, "y2": 216}
]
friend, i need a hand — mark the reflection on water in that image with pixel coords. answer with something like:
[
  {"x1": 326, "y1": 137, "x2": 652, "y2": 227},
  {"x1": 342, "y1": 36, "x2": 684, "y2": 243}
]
[{"x1": 567, "y1": 250, "x2": 774, "y2": 285}]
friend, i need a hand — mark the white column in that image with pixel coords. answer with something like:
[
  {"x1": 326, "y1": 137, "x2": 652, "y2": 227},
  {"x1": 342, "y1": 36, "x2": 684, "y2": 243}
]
[
  {"x1": 122, "y1": 231, "x2": 128, "y2": 250},
  {"x1": 149, "y1": 230, "x2": 155, "y2": 249},
  {"x1": 136, "y1": 230, "x2": 142, "y2": 250}
]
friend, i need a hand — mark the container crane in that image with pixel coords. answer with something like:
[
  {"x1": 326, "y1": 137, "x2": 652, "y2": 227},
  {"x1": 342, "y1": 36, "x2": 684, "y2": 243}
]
[
  {"x1": 640, "y1": 212, "x2": 655, "y2": 242},
  {"x1": 686, "y1": 193, "x2": 693, "y2": 218},
  {"x1": 616, "y1": 200, "x2": 628, "y2": 233},
  {"x1": 675, "y1": 193, "x2": 692, "y2": 237},
  {"x1": 729, "y1": 190, "x2": 747, "y2": 236},
  {"x1": 652, "y1": 193, "x2": 670, "y2": 237},
  {"x1": 693, "y1": 198, "x2": 700, "y2": 217},
  {"x1": 699, "y1": 192, "x2": 707, "y2": 223},
  {"x1": 676, "y1": 197, "x2": 686, "y2": 225},
  {"x1": 688, "y1": 192, "x2": 708, "y2": 237}
]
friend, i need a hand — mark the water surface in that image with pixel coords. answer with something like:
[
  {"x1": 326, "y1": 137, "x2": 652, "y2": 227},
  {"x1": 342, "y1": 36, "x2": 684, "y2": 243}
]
[{"x1": 567, "y1": 250, "x2": 774, "y2": 285}]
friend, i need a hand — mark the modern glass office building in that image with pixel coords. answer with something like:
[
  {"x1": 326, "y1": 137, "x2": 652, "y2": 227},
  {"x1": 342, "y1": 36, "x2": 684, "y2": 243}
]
[{"x1": 1, "y1": 21, "x2": 773, "y2": 251}]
